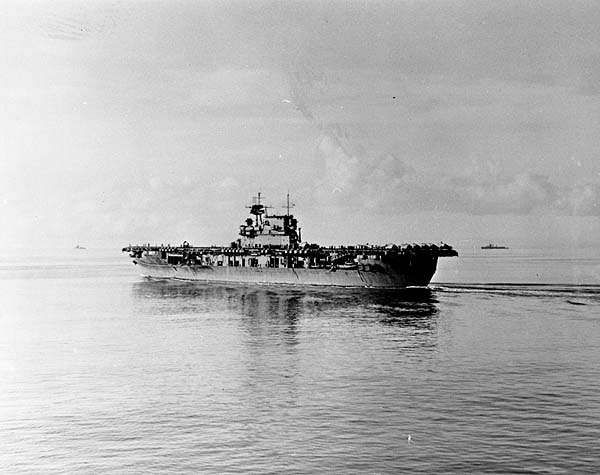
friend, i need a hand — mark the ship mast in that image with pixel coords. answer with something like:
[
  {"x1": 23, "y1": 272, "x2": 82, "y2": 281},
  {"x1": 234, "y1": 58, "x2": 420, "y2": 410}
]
[{"x1": 285, "y1": 192, "x2": 295, "y2": 216}]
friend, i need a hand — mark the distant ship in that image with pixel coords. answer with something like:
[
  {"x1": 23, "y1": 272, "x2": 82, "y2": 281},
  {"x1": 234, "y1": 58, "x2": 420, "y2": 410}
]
[
  {"x1": 122, "y1": 193, "x2": 458, "y2": 289},
  {"x1": 481, "y1": 243, "x2": 509, "y2": 250},
  {"x1": 74, "y1": 244, "x2": 86, "y2": 250}
]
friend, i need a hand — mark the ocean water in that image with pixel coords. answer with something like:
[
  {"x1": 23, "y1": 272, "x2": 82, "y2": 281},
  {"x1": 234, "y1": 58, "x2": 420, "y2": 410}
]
[{"x1": 1, "y1": 248, "x2": 599, "y2": 474}]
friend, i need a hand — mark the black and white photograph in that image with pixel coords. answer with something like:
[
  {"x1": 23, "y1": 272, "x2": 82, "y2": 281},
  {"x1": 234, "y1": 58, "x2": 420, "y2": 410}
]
[{"x1": 1, "y1": 1, "x2": 599, "y2": 473}]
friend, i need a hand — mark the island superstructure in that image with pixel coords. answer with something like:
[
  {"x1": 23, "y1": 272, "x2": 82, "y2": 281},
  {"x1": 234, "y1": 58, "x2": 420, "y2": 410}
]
[{"x1": 122, "y1": 193, "x2": 458, "y2": 288}]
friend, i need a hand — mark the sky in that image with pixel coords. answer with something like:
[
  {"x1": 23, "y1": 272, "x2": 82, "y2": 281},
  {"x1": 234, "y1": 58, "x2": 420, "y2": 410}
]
[{"x1": 1, "y1": 0, "x2": 600, "y2": 251}]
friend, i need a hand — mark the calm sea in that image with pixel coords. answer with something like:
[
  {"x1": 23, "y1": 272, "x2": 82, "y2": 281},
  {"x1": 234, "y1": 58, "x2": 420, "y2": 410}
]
[{"x1": 1, "y1": 248, "x2": 599, "y2": 474}]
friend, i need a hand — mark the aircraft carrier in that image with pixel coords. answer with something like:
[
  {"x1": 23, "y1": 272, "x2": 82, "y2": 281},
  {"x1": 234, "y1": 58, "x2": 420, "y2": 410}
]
[{"x1": 123, "y1": 193, "x2": 458, "y2": 288}]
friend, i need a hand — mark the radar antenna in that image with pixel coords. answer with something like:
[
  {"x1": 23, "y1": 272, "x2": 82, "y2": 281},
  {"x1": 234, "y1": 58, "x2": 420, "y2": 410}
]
[{"x1": 246, "y1": 192, "x2": 267, "y2": 226}]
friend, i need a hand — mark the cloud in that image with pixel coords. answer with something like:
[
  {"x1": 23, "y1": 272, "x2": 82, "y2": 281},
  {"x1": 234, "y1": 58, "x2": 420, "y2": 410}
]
[
  {"x1": 432, "y1": 171, "x2": 600, "y2": 217},
  {"x1": 310, "y1": 142, "x2": 600, "y2": 217},
  {"x1": 447, "y1": 172, "x2": 558, "y2": 215},
  {"x1": 284, "y1": 54, "x2": 600, "y2": 220},
  {"x1": 555, "y1": 183, "x2": 600, "y2": 216},
  {"x1": 3, "y1": 1, "x2": 600, "y2": 249}
]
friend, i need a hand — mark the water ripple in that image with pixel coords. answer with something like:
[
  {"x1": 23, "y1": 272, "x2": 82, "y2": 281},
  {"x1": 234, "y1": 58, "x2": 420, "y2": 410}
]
[{"x1": 2, "y1": 258, "x2": 600, "y2": 473}]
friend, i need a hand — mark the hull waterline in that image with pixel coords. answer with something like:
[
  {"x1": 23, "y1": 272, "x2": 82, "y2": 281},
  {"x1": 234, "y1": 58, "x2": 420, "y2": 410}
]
[{"x1": 132, "y1": 254, "x2": 439, "y2": 289}]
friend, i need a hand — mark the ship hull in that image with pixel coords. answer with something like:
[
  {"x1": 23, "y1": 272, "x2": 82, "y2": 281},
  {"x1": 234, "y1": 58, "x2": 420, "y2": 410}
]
[{"x1": 132, "y1": 255, "x2": 439, "y2": 288}]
